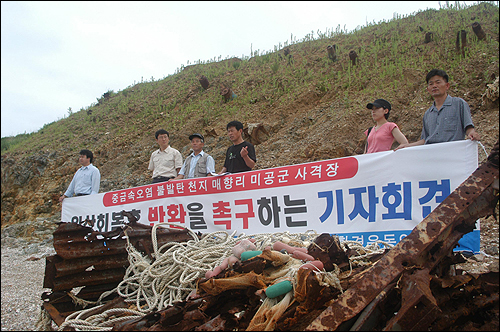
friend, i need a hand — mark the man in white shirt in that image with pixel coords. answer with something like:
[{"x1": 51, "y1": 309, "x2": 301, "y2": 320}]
[
  {"x1": 148, "y1": 129, "x2": 183, "y2": 184},
  {"x1": 173, "y1": 133, "x2": 215, "y2": 180},
  {"x1": 59, "y1": 149, "x2": 100, "y2": 202}
]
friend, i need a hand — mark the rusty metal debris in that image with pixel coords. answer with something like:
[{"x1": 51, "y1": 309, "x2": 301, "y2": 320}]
[
  {"x1": 41, "y1": 212, "x2": 195, "y2": 324},
  {"x1": 306, "y1": 140, "x2": 499, "y2": 331},
  {"x1": 41, "y1": 141, "x2": 499, "y2": 331}
]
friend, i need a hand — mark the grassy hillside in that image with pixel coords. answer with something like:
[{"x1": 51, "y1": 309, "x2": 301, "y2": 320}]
[{"x1": 1, "y1": 1, "x2": 499, "y2": 226}]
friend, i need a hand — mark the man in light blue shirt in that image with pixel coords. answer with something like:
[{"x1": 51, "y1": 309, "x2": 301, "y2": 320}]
[
  {"x1": 59, "y1": 149, "x2": 101, "y2": 202},
  {"x1": 173, "y1": 133, "x2": 215, "y2": 179}
]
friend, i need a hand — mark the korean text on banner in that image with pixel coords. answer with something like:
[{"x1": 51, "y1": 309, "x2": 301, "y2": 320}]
[{"x1": 62, "y1": 140, "x2": 479, "y2": 248}]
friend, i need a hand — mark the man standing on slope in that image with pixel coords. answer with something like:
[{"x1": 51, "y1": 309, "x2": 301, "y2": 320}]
[
  {"x1": 395, "y1": 68, "x2": 481, "y2": 256},
  {"x1": 59, "y1": 149, "x2": 100, "y2": 202},
  {"x1": 149, "y1": 129, "x2": 183, "y2": 184},
  {"x1": 395, "y1": 68, "x2": 480, "y2": 149},
  {"x1": 173, "y1": 133, "x2": 216, "y2": 179},
  {"x1": 218, "y1": 120, "x2": 256, "y2": 174}
]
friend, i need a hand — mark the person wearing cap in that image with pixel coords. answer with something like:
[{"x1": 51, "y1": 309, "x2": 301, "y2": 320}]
[
  {"x1": 149, "y1": 129, "x2": 183, "y2": 184},
  {"x1": 218, "y1": 120, "x2": 256, "y2": 174},
  {"x1": 173, "y1": 133, "x2": 216, "y2": 180},
  {"x1": 395, "y1": 68, "x2": 480, "y2": 151},
  {"x1": 364, "y1": 98, "x2": 408, "y2": 154}
]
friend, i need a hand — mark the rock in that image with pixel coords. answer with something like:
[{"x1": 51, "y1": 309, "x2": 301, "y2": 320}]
[
  {"x1": 484, "y1": 245, "x2": 499, "y2": 256},
  {"x1": 22, "y1": 244, "x2": 39, "y2": 256},
  {"x1": 471, "y1": 253, "x2": 485, "y2": 262},
  {"x1": 1, "y1": 237, "x2": 18, "y2": 248},
  {"x1": 487, "y1": 261, "x2": 499, "y2": 272}
]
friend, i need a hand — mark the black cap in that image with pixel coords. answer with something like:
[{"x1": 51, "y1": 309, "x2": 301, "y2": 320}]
[
  {"x1": 189, "y1": 133, "x2": 204, "y2": 142},
  {"x1": 367, "y1": 99, "x2": 391, "y2": 111}
]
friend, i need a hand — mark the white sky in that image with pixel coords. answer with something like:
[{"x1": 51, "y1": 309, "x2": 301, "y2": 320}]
[{"x1": 1, "y1": 1, "x2": 479, "y2": 137}]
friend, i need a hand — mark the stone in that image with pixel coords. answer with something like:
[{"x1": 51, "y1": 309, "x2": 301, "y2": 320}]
[
  {"x1": 1, "y1": 237, "x2": 18, "y2": 248},
  {"x1": 22, "y1": 244, "x2": 39, "y2": 255},
  {"x1": 487, "y1": 261, "x2": 499, "y2": 273},
  {"x1": 484, "y1": 245, "x2": 499, "y2": 256}
]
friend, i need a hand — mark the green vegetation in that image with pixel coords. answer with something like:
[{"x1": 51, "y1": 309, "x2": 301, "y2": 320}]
[{"x1": 2, "y1": 1, "x2": 498, "y2": 155}]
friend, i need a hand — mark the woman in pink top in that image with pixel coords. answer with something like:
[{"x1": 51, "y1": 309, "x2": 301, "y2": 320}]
[{"x1": 364, "y1": 99, "x2": 408, "y2": 154}]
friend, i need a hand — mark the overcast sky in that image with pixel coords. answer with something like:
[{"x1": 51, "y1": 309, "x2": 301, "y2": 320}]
[{"x1": 1, "y1": 1, "x2": 479, "y2": 137}]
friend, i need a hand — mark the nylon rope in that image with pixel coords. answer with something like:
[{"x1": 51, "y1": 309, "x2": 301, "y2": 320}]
[{"x1": 57, "y1": 225, "x2": 391, "y2": 331}]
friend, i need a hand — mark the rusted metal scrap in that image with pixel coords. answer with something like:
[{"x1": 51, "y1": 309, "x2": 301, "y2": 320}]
[
  {"x1": 111, "y1": 237, "x2": 343, "y2": 331},
  {"x1": 43, "y1": 142, "x2": 499, "y2": 331},
  {"x1": 41, "y1": 211, "x2": 195, "y2": 326},
  {"x1": 306, "y1": 140, "x2": 499, "y2": 331}
]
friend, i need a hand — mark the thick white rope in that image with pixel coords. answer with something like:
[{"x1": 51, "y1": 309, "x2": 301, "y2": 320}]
[
  {"x1": 58, "y1": 226, "x2": 385, "y2": 331},
  {"x1": 35, "y1": 306, "x2": 54, "y2": 331}
]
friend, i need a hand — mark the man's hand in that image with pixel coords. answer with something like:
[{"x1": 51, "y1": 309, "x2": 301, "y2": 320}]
[
  {"x1": 467, "y1": 128, "x2": 481, "y2": 141},
  {"x1": 240, "y1": 146, "x2": 249, "y2": 158},
  {"x1": 59, "y1": 195, "x2": 66, "y2": 203}
]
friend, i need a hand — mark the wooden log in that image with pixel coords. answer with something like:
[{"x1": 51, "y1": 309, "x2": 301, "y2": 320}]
[
  {"x1": 472, "y1": 22, "x2": 486, "y2": 40},
  {"x1": 424, "y1": 31, "x2": 433, "y2": 43},
  {"x1": 348, "y1": 50, "x2": 357, "y2": 66}
]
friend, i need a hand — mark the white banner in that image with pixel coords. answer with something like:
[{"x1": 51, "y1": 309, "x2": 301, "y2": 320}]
[{"x1": 62, "y1": 140, "x2": 479, "y2": 248}]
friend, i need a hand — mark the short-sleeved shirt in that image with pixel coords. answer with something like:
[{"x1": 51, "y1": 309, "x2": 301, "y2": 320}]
[
  {"x1": 421, "y1": 95, "x2": 474, "y2": 144},
  {"x1": 223, "y1": 141, "x2": 256, "y2": 173},
  {"x1": 148, "y1": 146, "x2": 183, "y2": 178},
  {"x1": 64, "y1": 163, "x2": 101, "y2": 197},
  {"x1": 364, "y1": 122, "x2": 399, "y2": 153}
]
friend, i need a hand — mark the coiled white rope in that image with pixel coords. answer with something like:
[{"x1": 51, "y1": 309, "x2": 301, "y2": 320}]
[{"x1": 57, "y1": 226, "x2": 387, "y2": 331}]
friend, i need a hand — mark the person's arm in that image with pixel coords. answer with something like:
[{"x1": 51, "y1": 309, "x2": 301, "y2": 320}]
[
  {"x1": 172, "y1": 174, "x2": 185, "y2": 180},
  {"x1": 148, "y1": 153, "x2": 155, "y2": 171},
  {"x1": 241, "y1": 145, "x2": 256, "y2": 169},
  {"x1": 394, "y1": 139, "x2": 425, "y2": 151},
  {"x1": 392, "y1": 127, "x2": 409, "y2": 150},
  {"x1": 465, "y1": 126, "x2": 480, "y2": 141},
  {"x1": 60, "y1": 173, "x2": 77, "y2": 202},
  {"x1": 91, "y1": 168, "x2": 100, "y2": 195},
  {"x1": 174, "y1": 151, "x2": 183, "y2": 176},
  {"x1": 173, "y1": 161, "x2": 187, "y2": 180},
  {"x1": 363, "y1": 129, "x2": 369, "y2": 154},
  {"x1": 218, "y1": 166, "x2": 227, "y2": 175},
  {"x1": 206, "y1": 156, "x2": 216, "y2": 176}
]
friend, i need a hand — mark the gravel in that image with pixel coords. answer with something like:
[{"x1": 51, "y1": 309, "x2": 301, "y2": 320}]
[{"x1": 1, "y1": 244, "x2": 56, "y2": 331}]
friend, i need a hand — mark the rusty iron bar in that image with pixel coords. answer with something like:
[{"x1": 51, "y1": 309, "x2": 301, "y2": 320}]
[
  {"x1": 45, "y1": 222, "x2": 193, "y2": 290},
  {"x1": 50, "y1": 267, "x2": 126, "y2": 292},
  {"x1": 54, "y1": 254, "x2": 128, "y2": 278},
  {"x1": 349, "y1": 282, "x2": 396, "y2": 331},
  {"x1": 42, "y1": 302, "x2": 67, "y2": 327},
  {"x1": 51, "y1": 222, "x2": 192, "y2": 260},
  {"x1": 383, "y1": 268, "x2": 442, "y2": 331},
  {"x1": 42, "y1": 219, "x2": 196, "y2": 327},
  {"x1": 306, "y1": 146, "x2": 499, "y2": 331}
]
